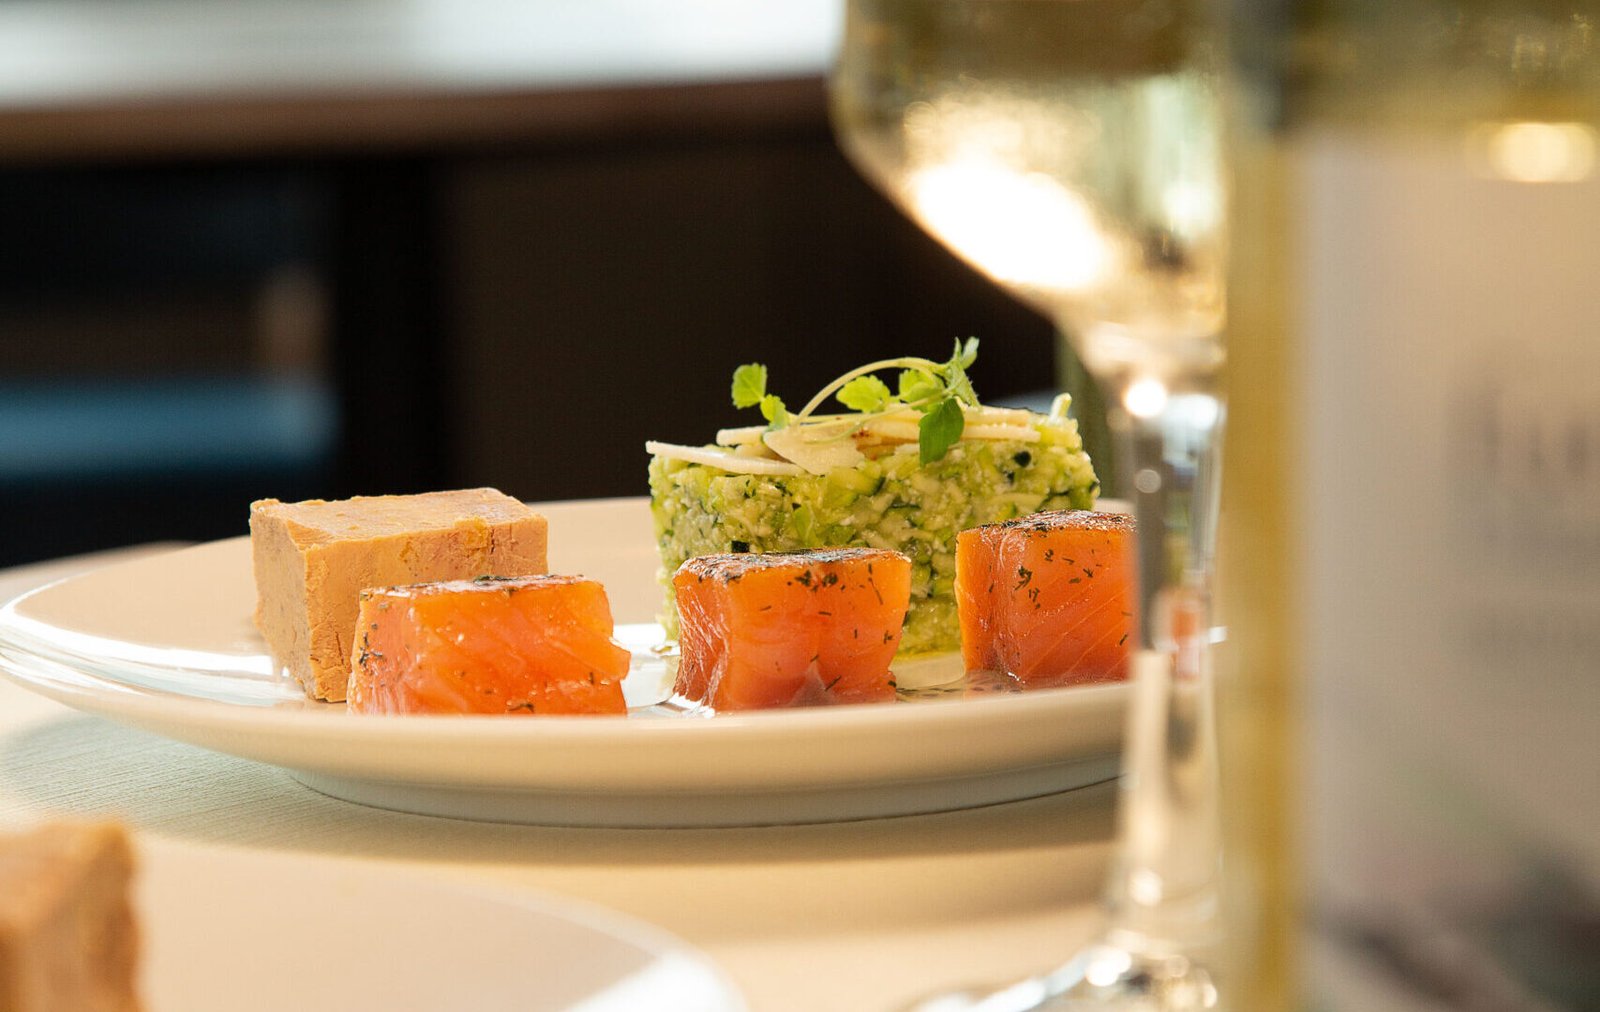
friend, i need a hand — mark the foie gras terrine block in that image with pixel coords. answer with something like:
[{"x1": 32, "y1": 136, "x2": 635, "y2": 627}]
[
  {"x1": 250, "y1": 488, "x2": 547, "y2": 701},
  {"x1": 0, "y1": 821, "x2": 140, "y2": 1012}
]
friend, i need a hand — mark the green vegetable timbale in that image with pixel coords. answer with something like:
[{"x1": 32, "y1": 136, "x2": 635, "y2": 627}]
[{"x1": 649, "y1": 415, "x2": 1100, "y2": 656}]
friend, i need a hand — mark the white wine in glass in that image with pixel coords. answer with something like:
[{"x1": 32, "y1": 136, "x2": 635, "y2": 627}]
[
  {"x1": 832, "y1": 0, "x2": 1226, "y2": 384},
  {"x1": 831, "y1": 1, "x2": 1228, "y2": 1008}
]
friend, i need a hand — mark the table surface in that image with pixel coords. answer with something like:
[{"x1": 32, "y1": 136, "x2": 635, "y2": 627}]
[{"x1": 0, "y1": 545, "x2": 1117, "y2": 1012}]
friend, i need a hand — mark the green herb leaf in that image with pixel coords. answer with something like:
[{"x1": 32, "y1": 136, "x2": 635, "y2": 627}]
[
  {"x1": 897, "y1": 368, "x2": 941, "y2": 405},
  {"x1": 837, "y1": 375, "x2": 892, "y2": 412},
  {"x1": 958, "y1": 337, "x2": 979, "y2": 368},
  {"x1": 918, "y1": 396, "x2": 965, "y2": 464},
  {"x1": 941, "y1": 339, "x2": 980, "y2": 406},
  {"x1": 731, "y1": 363, "x2": 768, "y2": 409},
  {"x1": 759, "y1": 393, "x2": 789, "y2": 428}
]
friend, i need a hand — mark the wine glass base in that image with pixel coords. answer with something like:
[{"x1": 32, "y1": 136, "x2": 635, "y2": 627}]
[{"x1": 904, "y1": 941, "x2": 1218, "y2": 1012}]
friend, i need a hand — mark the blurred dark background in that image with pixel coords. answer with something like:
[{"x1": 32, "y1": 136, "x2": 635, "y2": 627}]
[{"x1": 0, "y1": 1, "x2": 1061, "y2": 568}]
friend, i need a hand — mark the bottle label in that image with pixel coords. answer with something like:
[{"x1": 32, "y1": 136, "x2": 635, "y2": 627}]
[{"x1": 1296, "y1": 128, "x2": 1600, "y2": 1006}]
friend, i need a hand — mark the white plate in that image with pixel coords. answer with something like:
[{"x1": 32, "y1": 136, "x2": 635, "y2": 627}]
[
  {"x1": 138, "y1": 843, "x2": 744, "y2": 1011},
  {"x1": 0, "y1": 498, "x2": 1126, "y2": 826}
]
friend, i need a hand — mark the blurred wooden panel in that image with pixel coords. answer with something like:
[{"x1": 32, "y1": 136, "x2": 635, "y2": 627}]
[
  {"x1": 443, "y1": 133, "x2": 1056, "y2": 502},
  {"x1": 0, "y1": 79, "x2": 834, "y2": 166}
]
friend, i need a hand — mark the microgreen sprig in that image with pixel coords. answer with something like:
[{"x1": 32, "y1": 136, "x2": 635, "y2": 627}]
[
  {"x1": 730, "y1": 363, "x2": 789, "y2": 428},
  {"x1": 730, "y1": 338, "x2": 982, "y2": 464}
]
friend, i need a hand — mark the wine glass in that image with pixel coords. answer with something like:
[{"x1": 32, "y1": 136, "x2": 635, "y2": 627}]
[{"x1": 830, "y1": 1, "x2": 1227, "y2": 1008}]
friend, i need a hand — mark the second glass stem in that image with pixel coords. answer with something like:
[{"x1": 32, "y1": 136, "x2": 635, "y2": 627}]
[{"x1": 1103, "y1": 389, "x2": 1225, "y2": 953}]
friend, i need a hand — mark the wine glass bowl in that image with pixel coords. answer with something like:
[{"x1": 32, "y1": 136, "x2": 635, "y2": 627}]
[
  {"x1": 830, "y1": 2, "x2": 1229, "y2": 1009},
  {"x1": 830, "y1": 0, "x2": 1227, "y2": 385}
]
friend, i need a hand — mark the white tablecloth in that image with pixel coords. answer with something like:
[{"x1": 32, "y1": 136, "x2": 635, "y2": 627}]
[{"x1": 0, "y1": 547, "x2": 1115, "y2": 1012}]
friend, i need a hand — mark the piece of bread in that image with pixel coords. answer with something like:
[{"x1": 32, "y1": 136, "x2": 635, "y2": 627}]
[
  {"x1": 250, "y1": 488, "x2": 548, "y2": 701},
  {"x1": 0, "y1": 821, "x2": 140, "y2": 1012}
]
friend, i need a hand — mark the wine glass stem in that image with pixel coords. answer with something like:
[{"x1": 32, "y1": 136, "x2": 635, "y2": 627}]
[{"x1": 1103, "y1": 389, "x2": 1224, "y2": 954}]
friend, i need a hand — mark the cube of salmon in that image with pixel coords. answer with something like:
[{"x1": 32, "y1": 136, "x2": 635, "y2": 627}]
[
  {"x1": 955, "y1": 510, "x2": 1135, "y2": 686},
  {"x1": 347, "y1": 575, "x2": 629, "y2": 716},
  {"x1": 673, "y1": 548, "x2": 912, "y2": 710}
]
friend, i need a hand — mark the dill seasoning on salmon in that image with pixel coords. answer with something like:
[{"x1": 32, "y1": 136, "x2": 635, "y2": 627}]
[
  {"x1": 346, "y1": 575, "x2": 630, "y2": 715},
  {"x1": 672, "y1": 548, "x2": 912, "y2": 710},
  {"x1": 955, "y1": 510, "x2": 1135, "y2": 686}
]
